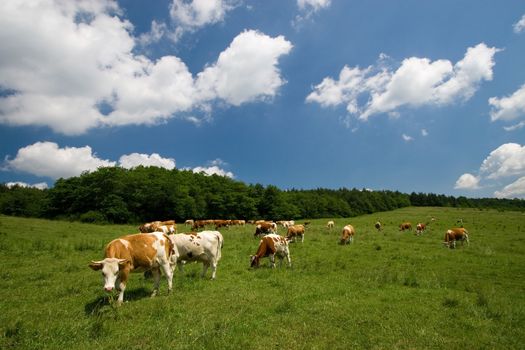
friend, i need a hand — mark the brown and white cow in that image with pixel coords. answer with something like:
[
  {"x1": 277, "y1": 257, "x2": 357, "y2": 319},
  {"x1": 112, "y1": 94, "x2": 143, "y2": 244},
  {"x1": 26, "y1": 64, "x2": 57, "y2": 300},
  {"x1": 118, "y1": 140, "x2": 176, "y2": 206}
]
[
  {"x1": 254, "y1": 222, "x2": 277, "y2": 237},
  {"x1": 138, "y1": 221, "x2": 161, "y2": 233},
  {"x1": 416, "y1": 223, "x2": 427, "y2": 235},
  {"x1": 250, "y1": 234, "x2": 291, "y2": 268},
  {"x1": 340, "y1": 224, "x2": 355, "y2": 245},
  {"x1": 443, "y1": 228, "x2": 469, "y2": 248},
  {"x1": 168, "y1": 231, "x2": 224, "y2": 279},
  {"x1": 399, "y1": 222, "x2": 412, "y2": 231},
  {"x1": 89, "y1": 232, "x2": 174, "y2": 304},
  {"x1": 374, "y1": 221, "x2": 382, "y2": 231},
  {"x1": 286, "y1": 224, "x2": 305, "y2": 243}
]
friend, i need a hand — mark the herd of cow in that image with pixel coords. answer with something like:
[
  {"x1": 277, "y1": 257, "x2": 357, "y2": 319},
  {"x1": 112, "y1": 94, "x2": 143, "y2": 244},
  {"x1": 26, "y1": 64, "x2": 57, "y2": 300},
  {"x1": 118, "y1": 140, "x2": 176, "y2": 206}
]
[{"x1": 89, "y1": 218, "x2": 469, "y2": 303}]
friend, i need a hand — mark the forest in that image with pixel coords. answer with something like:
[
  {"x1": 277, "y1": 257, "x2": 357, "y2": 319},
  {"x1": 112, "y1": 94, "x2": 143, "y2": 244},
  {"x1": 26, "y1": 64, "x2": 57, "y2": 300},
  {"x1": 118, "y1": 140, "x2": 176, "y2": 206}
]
[{"x1": 1, "y1": 166, "x2": 524, "y2": 224}]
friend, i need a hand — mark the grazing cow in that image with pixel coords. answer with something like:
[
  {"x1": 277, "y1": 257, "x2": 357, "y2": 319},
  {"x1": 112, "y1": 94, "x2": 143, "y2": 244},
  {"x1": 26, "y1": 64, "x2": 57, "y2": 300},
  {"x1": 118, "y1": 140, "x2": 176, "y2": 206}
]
[
  {"x1": 168, "y1": 231, "x2": 224, "y2": 279},
  {"x1": 250, "y1": 234, "x2": 291, "y2": 268},
  {"x1": 89, "y1": 232, "x2": 174, "y2": 304},
  {"x1": 184, "y1": 219, "x2": 194, "y2": 227},
  {"x1": 327, "y1": 220, "x2": 335, "y2": 230},
  {"x1": 443, "y1": 228, "x2": 469, "y2": 249},
  {"x1": 374, "y1": 221, "x2": 382, "y2": 231},
  {"x1": 214, "y1": 220, "x2": 230, "y2": 230},
  {"x1": 254, "y1": 222, "x2": 277, "y2": 237},
  {"x1": 416, "y1": 223, "x2": 427, "y2": 235},
  {"x1": 340, "y1": 225, "x2": 355, "y2": 245},
  {"x1": 192, "y1": 220, "x2": 207, "y2": 231},
  {"x1": 286, "y1": 224, "x2": 305, "y2": 243},
  {"x1": 399, "y1": 222, "x2": 412, "y2": 231},
  {"x1": 138, "y1": 221, "x2": 161, "y2": 233}
]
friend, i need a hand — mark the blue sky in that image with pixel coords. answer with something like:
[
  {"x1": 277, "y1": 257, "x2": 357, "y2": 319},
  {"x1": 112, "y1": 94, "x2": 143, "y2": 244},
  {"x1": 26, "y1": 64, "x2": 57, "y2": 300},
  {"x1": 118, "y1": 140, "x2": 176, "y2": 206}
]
[{"x1": 1, "y1": 0, "x2": 525, "y2": 198}]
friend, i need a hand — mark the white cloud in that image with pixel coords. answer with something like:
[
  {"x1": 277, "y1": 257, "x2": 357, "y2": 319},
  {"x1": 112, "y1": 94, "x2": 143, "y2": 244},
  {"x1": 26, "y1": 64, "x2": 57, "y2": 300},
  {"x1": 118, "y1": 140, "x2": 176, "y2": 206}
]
[
  {"x1": 454, "y1": 173, "x2": 480, "y2": 190},
  {"x1": 454, "y1": 143, "x2": 525, "y2": 197},
  {"x1": 495, "y1": 176, "x2": 525, "y2": 198},
  {"x1": 191, "y1": 165, "x2": 234, "y2": 178},
  {"x1": 402, "y1": 134, "x2": 413, "y2": 142},
  {"x1": 480, "y1": 143, "x2": 525, "y2": 179},
  {"x1": 5, "y1": 181, "x2": 48, "y2": 190},
  {"x1": 421, "y1": 129, "x2": 428, "y2": 136},
  {"x1": 489, "y1": 84, "x2": 525, "y2": 123},
  {"x1": 297, "y1": 0, "x2": 331, "y2": 11},
  {"x1": 6, "y1": 142, "x2": 115, "y2": 179},
  {"x1": 196, "y1": 30, "x2": 293, "y2": 106},
  {"x1": 307, "y1": 43, "x2": 500, "y2": 121},
  {"x1": 170, "y1": 0, "x2": 234, "y2": 29},
  {"x1": 119, "y1": 153, "x2": 176, "y2": 170},
  {"x1": 503, "y1": 121, "x2": 525, "y2": 132},
  {"x1": 0, "y1": 2, "x2": 290, "y2": 135},
  {"x1": 513, "y1": 14, "x2": 525, "y2": 34}
]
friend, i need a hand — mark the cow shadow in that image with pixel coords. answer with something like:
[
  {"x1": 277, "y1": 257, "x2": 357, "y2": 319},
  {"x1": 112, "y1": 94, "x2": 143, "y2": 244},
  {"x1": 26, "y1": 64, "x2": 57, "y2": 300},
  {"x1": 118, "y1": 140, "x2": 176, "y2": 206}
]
[{"x1": 84, "y1": 287, "x2": 151, "y2": 316}]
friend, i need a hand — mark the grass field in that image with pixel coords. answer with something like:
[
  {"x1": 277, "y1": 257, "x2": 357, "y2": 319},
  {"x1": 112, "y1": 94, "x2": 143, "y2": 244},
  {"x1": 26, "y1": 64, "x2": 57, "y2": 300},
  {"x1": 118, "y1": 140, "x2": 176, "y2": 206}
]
[{"x1": 1, "y1": 207, "x2": 524, "y2": 349}]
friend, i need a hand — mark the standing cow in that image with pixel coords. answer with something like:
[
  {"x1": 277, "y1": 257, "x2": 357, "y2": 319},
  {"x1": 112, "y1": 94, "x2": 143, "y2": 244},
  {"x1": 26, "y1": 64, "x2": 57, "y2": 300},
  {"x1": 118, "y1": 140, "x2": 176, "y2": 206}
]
[
  {"x1": 340, "y1": 224, "x2": 355, "y2": 245},
  {"x1": 327, "y1": 220, "x2": 335, "y2": 231},
  {"x1": 254, "y1": 222, "x2": 277, "y2": 237},
  {"x1": 250, "y1": 234, "x2": 291, "y2": 268},
  {"x1": 89, "y1": 232, "x2": 174, "y2": 304},
  {"x1": 443, "y1": 228, "x2": 469, "y2": 248},
  {"x1": 286, "y1": 224, "x2": 305, "y2": 243},
  {"x1": 399, "y1": 222, "x2": 412, "y2": 231},
  {"x1": 168, "y1": 231, "x2": 224, "y2": 279},
  {"x1": 374, "y1": 221, "x2": 382, "y2": 231}
]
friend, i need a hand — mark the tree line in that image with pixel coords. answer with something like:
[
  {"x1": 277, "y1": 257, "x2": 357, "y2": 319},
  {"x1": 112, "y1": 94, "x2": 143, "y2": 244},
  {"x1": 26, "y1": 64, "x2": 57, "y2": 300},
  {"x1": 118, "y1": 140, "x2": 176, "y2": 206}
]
[{"x1": 1, "y1": 166, "x2": 524, "y2": 224}]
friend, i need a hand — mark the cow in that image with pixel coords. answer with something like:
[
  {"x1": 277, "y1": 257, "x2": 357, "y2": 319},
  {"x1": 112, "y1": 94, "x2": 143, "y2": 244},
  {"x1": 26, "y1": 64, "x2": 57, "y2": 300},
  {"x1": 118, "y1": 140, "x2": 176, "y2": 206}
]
[
  {"x1": 155, "y1": 224, "x2": 177, "y2": 234},
  {"x1": 416, "y1": 223, "x2": 427, "y2": 235},
  {"x1": 250, "y1": 234, "x2": 291, "y2": 268},
  {"x1": 399, "y1": 222, "x2": 412, "y2": 231},
  {"x1": 286, "y1": 224, "x2": 305, "y2": 243},
  {"x1": 168, "y1": 231, "x2": 224, "y2": 279},
  {"x1": 138, "y1": 221, "x2": 161, "y2": 233},
  {"x1": 192, "y1": 220, "x2": 207, "y2": 231},
  {"x1": 184, "y1": 219, "x2": 194, "y2": 227},
  {"x1": 443, "y1": 228, "x2": 469, "y2": 249},
  {"x1": 327, "y1": 220, "x2": 335, "y2": 230},
  {"x1": 254, "y1": 222, "x2": 277, "y2": 237},
  {"x1": 214, "y1": 220, "x2": 230, "y2": 230},
  {"x1": 374, "y1": 221, "x2": 382, "y2": 231},
  {"x1": 88, "y1": 232, "x2": 174, "y2": 304},
  {"x1": 340, "y1": 225, "x2": 355, "y2": 245}
]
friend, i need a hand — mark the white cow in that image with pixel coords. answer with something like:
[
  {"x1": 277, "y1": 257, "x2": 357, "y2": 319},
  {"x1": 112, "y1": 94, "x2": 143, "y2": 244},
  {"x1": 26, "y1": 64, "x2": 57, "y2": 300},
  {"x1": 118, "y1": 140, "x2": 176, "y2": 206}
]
[{"x1": 168, "y1": 231, "x2": 224, "y2": 279}]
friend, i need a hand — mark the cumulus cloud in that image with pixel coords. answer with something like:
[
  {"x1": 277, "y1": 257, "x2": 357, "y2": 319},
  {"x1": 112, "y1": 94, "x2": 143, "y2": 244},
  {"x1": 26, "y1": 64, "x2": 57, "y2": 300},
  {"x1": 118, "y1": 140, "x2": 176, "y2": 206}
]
[
  {"x1": 454, "y1": 143, "x2": 525, "y2": 198},
  {"x1": 489, "y1": 84, "x2": 525, "y2": 125},
  {"x1": 188, "y1": 159, "x2": 234, "y2": 178},
  {"x1": 196, "y1": 30, "x2": 292, "y2": 106},
  {"x1": 495, "y1": 177, "x2": 525, "y2": 199},
  {"x1": 119, "y1": 153, "x2": 176, "y2": 169},
  {"x1": 0, "y1": 2, "x2": 291, "y2": 134},
  {"x1": 479, "y1": 143, "x2": 525, "y2": 179},
  {"x1": 6, "y1": 142, "x2": 115, "y2": 179},
  {"x1": 5, "y1": 142, "x2": 234, "y2": 181},
  {"x1": 297, "y1": 0, "x2": 331, "y2": 11},
  {"x1": 513, "y1": 14, "x2": 525, "y2": 34},
  {"x1": 5, "y1": 181, "x2": 48, "y2": 190},
  {"x1": 307, "y1": 43, "x2": 500, "y2": 121},
  {"x1": 170, "y1": 0, "x2": 235, "y2": 29},
  {"x1": 454, "y1": 173, "x2": 480, "y2": 190},
  {"x1": 402, "y1": 134, "x2": 413, "y2": 142}
]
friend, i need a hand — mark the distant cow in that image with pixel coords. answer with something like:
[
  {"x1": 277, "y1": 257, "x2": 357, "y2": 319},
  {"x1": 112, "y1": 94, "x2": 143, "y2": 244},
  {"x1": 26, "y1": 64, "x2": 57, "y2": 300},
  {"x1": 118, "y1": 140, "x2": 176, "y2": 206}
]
[
  {"x1": 327, "y1": 220, "x2": 335, "y2": 230},
  {"x1": 254, "y1": 222, "x2": 277, "y2": 237},
  {"x1": 416, "y1": 223, "x2": 427, "y2": 235},
  {"x1": 374, "y1": 221, "x2": 382, "y2": 231},
  {"x1": 340, "y1": 225, "x2": 355, "y2": 245},
  {"x1": 286, "y1": 224, "x2": 305, "y2": 243},
  {"x1": 168, "y1": 231, "x2": 223, "y2": 279},
  {"x1": 399, "y1": 222, "x2": 412, "y2": 231},
  {"x1": 250, "y1": 234, "x2": 291, "y2": 268},
  {"x1": 192, "y1": 220, "x2": 207, "y2": 231},
  {"x1": 89, "y1": 232, "x2": 174, "y2": 304},
  {"x1": 138, "y1": 221, "x2": 161, "y2": 233},
  {"x1": 443, "y1": 228, "x2": 469, "y2": 249}
]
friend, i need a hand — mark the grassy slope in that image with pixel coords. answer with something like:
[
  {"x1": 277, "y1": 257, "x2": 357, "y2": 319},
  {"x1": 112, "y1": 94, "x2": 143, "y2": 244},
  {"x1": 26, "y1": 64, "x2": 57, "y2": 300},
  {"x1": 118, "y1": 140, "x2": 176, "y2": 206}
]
[{"x1": 0, "y1": 207, "x2": 524, "y2": 349}]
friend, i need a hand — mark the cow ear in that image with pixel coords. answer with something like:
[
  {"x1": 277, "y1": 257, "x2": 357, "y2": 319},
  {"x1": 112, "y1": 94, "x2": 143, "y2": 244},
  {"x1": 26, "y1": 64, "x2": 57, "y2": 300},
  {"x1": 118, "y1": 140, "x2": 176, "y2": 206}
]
[{"x1": 89, "y1": 261, "x2": 103, "y2": 271}]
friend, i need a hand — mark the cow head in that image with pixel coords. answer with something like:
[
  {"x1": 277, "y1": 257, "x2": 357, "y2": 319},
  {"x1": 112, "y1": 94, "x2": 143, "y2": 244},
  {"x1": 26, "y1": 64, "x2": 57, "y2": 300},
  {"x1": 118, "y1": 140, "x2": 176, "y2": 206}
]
[
  {"x1": 89, "y1": 258, "x2": 128, "y2": 292},
  {"x1": 250, "y1": 255, "x2": 260, "y2": 268}
]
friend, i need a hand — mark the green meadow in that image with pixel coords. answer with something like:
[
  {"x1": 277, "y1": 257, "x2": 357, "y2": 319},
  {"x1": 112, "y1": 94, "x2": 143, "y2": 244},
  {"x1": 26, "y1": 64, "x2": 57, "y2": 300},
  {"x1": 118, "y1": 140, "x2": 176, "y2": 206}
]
[{"x1": 1, "y1": 207, "x2": 524, "y2": 349}]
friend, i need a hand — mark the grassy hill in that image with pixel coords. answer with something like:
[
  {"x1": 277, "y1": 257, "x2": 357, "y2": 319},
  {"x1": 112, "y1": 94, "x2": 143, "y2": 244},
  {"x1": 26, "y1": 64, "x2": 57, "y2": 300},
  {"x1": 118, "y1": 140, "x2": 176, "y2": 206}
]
[{"x1": 1, "y1": 207, "x2": 524, "y2": 349}]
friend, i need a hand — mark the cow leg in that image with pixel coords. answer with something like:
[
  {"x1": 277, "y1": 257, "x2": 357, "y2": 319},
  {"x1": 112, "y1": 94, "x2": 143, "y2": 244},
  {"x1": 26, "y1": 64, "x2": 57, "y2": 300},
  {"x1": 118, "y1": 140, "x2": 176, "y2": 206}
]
[
  {"x1": 151, "y1": 268, "x2": 160, "y2": 297},
  {"x1": 269, "y1": 254, "x2": 276, "y2": 268},
  {"x1": 210, "y1": 260, "x2": 218, "y2": 280},
  {"x1": 201, "y1": 262, "x2": 209, "y2": 278},
  {"x1": 301, "y1": 234, "x2": 304, "y2": 243},
  {"x1": 160, "y1": 262, "x2": 173, "y2": 294}
]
